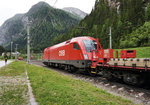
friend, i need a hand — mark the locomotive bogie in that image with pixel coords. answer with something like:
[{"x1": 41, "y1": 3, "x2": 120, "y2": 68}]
[{"x1": 44, "y1": 59, "x2": 92, "y2": 68}]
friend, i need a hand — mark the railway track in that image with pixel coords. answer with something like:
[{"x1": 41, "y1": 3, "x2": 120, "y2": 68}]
[{"x1": 30, "y1": 60, "x2": 150, "y2": 105}]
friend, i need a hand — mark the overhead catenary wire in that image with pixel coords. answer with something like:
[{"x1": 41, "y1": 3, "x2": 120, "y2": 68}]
[{"x1": 53, "y1": 0, "x2": 58, "y2": 7}]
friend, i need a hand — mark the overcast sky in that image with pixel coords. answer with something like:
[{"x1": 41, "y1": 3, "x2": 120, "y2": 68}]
[{"x1": 0, "y1": 0, "x2": 96, "y2": 26}]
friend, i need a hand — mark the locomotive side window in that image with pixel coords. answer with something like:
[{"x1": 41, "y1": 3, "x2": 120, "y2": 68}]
[
  {"x1": 73, "y1": 43, "x2": 80, "y2": 50},
  {"x1": 83, "y1": 40, "x2": 97, "y2": 52}
]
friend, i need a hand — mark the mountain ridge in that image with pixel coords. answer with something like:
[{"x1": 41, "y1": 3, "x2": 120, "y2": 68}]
[{"x1": 0, "y1": 1, "x2": 81, "y2": 52}]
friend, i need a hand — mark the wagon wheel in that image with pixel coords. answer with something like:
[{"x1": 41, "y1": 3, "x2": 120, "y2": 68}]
[{"x1": 123, "y1": 73, "x2": 145, "y2": 86}]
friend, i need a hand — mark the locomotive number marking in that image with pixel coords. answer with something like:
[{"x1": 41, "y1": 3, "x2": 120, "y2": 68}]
[{"x1": 59, "y1": 50, "x2": 65, "y2": 56}]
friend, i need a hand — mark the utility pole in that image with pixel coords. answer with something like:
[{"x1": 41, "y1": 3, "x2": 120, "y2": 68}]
[
  {"x1": 109, "y1": 26, "x2": 112, "y2": 49},
  {"x1": 27, "y1": 17, "x2": 31, "y2": 64},
  {"x1": 11, "y1": 41, "x2": 13, "y2": 59},
  {"x1": 15, "y1": 44, "x2": 18, "y2": 61}
]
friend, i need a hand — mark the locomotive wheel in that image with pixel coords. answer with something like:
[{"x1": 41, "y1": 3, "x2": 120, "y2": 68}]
[
  {"x1": 68, "y1": 66, "x2": 77, "y2": 73},
  {"x1": 64, "y1": 65, "x2": 77, "y2": 73},
  {"x1": 88, "y1": 68, "x2": 98, "y2": 76}
]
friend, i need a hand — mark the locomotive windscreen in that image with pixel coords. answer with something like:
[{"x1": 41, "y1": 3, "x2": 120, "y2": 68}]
[{"x1": 83, "y1": 40, "x2": 97, "y2": 52}]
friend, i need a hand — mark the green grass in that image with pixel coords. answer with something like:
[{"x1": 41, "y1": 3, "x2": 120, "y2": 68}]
[
  {"x1": 0, "y1": 61, "x2": 29, "y2": 105},
  {"x1": 115, "y1": 46, "x2": 150, "y2": 58},
  {"x1": 0, "y1": 61, "x2": 26, "y2": 76},
  {"x1": 0, "y1": 61, "x2": 136, "y2": 104},
  {"x1": 27, "y1": 64, "x2": 134, "y2": 105}
]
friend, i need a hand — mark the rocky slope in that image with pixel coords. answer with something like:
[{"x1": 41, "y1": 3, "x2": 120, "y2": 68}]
[
  {"x1": 63, "y1": 7, "x2": 87, "y2": 19},
  {"x1": 0, "y1": 14, "x2": 24, "y2": 45}
]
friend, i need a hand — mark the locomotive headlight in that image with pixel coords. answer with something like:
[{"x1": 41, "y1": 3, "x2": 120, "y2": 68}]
[{"x1": 84, "y1": 54, "x2": 88, "y2": 60}]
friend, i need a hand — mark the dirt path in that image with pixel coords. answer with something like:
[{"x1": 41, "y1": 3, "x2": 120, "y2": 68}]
[{"x1": 0, "y1": 60, "x2": 12, "y2": 68}]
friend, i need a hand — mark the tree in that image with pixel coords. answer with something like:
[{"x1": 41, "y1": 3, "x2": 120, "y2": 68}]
[
  {"x1": 145, "y1": 3, "x2": 150, "y2": 21},
  {"x1": 0, "y1": 46, "x2": 5, "y2": 56}
]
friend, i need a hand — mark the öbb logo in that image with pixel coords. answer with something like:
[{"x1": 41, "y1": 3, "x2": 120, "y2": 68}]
[{"x1": 59, "y1": 50, "x2": 65, "y2": 56}]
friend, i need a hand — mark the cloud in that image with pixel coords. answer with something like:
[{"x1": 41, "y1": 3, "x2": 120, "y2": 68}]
[{"x1": 0, "y1": 0, "x2": 95, "y2": 26}]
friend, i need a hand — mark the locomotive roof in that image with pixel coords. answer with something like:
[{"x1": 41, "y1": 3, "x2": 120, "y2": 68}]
[{"x1": 48, "y1": 36, "x2": 96, "y2": 49}]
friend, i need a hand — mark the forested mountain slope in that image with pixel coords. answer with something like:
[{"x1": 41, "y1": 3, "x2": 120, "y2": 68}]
[{"x1": 54, "y1": 0, "x2": 150, "y2": 49}]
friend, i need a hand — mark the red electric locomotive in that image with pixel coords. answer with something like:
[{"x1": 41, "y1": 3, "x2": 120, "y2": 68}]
[{"x1": 43, "y1": 36, "x2": 104, "y2": 74}]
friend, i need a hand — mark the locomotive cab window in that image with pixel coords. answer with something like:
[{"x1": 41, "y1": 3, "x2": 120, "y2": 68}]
[
  {"x1": 83, "y1": 40, "x2": 97, "y2": 52},
  {"x1": 73, "y1": 43, "x2": 80, "y2": 50}
]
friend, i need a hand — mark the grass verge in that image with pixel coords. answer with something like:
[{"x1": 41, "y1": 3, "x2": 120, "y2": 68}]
[
  {"x1": 27, "y1": 63, "x2": 134, "y2": 105},
  {"x1": 0, "y1": 61, "x2": 29, "y2": 105}
]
